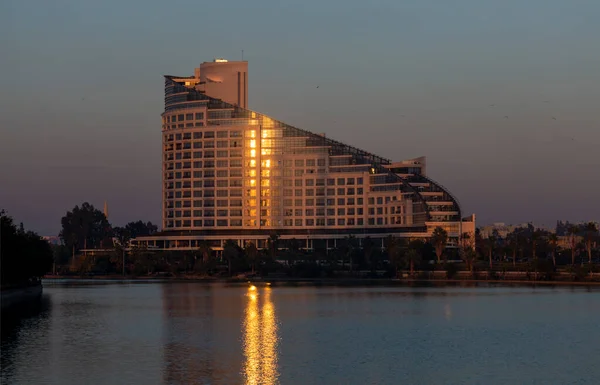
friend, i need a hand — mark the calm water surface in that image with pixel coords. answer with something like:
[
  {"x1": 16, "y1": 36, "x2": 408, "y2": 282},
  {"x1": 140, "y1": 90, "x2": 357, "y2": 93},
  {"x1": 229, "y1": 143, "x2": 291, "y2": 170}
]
[{"x1": 2, "y1": 281, "x2": 599, "y2": 385}]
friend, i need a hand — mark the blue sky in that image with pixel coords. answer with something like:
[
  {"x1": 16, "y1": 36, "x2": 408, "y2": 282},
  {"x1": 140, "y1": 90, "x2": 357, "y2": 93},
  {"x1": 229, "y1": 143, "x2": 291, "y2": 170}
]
[{"x1": 1, "y1": 0, "x2": 599, "y2": 235}]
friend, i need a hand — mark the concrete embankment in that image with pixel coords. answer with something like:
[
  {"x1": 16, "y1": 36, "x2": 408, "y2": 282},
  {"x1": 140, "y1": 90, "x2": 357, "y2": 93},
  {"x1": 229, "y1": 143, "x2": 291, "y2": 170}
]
[{"x1": 1, "y1": 283, "x2": 43, "y2": 311}]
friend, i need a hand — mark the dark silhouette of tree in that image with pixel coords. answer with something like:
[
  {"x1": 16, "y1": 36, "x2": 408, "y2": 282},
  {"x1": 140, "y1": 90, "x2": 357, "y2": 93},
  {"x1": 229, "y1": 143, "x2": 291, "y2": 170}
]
[
  {"x1": 285, "y1": 238, "x2": 301, "y2": 266},
  {"x1": 244, "y1": 242, "x2": 259, "y2": 274},
  {"x1": 59, "y1": 202, "x2": 111, "y2": 253},
  {"x1": 505, "y1": 232, "x2": 519, "y2": 267},
  {"x1": 404, "y1": 248, "x2": 421, "y2": 276},
  {"x1": 385, "y1": 236, "x2": 402, "y2": 277},
  {"x1": 583, "y1": 222, "x2": 598, "y2": 264},
  {"x1": 567, "y1": 224, "x2": 580, "y2": 266},
  {"x1": 222, "y1": 240, "x2": 241, "y2": 276},
  {"x1": 362, "y1": 236, "x2": 376, "y2": 273},
  {"x1": 113, "y1": 221, "x2": 158, "y2": 246},
  {"x1": 1, "y1": 209, "x2": 53, "y2": 286},
  {"x1": 267, "y1": 233, "x2": 280, "y2": 262},
  {"x1": 484, "y1": 235, "x2": 497, "y2": 269},
  {"x1": 548, "y1": 233, "x2": 559, "y2": 267},
  {"x1": 431, "y1": 227, "x2": 448, "y2": 263},
  {"x1": 197, "y1": 241, "x2": 213, "y2": 264}
]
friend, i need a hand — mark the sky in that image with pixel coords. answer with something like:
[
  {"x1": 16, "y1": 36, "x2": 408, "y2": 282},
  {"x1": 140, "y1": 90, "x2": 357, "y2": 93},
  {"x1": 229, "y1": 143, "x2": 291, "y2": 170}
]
[{"x1": 1, "y1": 0, "x2": 599, "y2": 235}]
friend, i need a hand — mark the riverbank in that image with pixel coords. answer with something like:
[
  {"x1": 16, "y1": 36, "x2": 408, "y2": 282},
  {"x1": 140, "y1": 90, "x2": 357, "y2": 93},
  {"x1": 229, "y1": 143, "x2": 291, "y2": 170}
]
[
  {"x1": 43, "y1": 275, "x2": 600, "y2": 287},
  {"x1": 1, "y1": 281, "x2": 43, "y2": 310}
]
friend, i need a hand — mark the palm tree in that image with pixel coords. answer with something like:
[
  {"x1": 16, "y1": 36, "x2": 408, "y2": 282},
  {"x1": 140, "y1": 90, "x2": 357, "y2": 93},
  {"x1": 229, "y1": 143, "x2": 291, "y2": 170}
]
[
  {"x1": 404, "y1": 249, "x2": 421, "y2": 276},
  {"x1": 460, "y1": 232, "x2": 472, "y2": 251},
  {"x1": 431, "y1": 227, "x2": 448, "y2": 264},
  {"x1": 583, "y1": 222, "x2": 598, "y2": 264},
  {"x1": 531, "y1": 229, "x2": 544, "y2": 262},
  {"x1": 567, "y1": 225, "x2": 579, "y2": 266},
  {"x1": 222, "y1": 239, "x2": 240, "y2": 276},
  {"x1": 484, "y1": 235, "x2": 496, "y2": 269},
  {"x1": 464, "y1": 249, "x2": 478, "y2": 274},
  {"x1": 362, "y1": 236, "x2": 376, "y2": 273},
  {"x1": 285, "y1": 238, "x2": 301, "y2": 266},
  {"x1": 506, "y1": 232, "x2": 518, "y2": 267},
  {"x1": 385, "y1": 236, "x2": 402, "y2": 277},
  {"x1": 548, "y1": 233, "x2": 559, "y2": 267},
  {"x1": 342, "y1": 235, "x2": 357, "y2": 273},
  {"x1": 267, "y1": 233, "x2": 280, "y2": 262},
  {"x1": 197, "y1": 241, "x2": 212, "y2": 263},
  {"x1": 244, "y1": 242, "x2": 259, "y2": 274}
]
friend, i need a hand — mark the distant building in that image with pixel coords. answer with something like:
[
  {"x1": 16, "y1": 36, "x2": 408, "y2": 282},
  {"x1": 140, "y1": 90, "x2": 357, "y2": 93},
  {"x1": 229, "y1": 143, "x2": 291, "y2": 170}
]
[
  {"x1": 42, "y1": 236, "x2": 61, "y2": 246},
  {"x1": 132, "y1": 58, "x2": 475, "y2": 252}
]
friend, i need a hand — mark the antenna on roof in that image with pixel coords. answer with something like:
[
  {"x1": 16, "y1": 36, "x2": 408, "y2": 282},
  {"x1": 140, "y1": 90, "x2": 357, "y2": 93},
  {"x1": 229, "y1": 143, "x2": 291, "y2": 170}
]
[{"x1": 242, "y1": 49, "x2": 244, "y2": 61}]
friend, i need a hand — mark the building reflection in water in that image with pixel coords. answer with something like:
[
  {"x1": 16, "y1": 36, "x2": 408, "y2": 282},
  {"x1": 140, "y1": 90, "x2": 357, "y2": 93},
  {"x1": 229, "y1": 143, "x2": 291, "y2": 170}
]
[
  {"x1": 243, "y1": 285, "x2": 279, "y2": 385},
  {"x1": 162, "y1": 284, "x2": 217, "y2": 384}
]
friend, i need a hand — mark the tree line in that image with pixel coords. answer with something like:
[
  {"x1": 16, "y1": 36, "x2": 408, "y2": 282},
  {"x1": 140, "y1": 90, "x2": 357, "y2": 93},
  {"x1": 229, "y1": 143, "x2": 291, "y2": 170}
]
[{"x1": 52, "y1": 202, "x2": 600, "y2": 281}]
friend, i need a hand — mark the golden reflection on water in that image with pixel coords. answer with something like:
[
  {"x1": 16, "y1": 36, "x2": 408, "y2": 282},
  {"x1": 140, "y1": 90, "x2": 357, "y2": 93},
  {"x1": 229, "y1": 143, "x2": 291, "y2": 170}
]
[{"x1": 243, "y1": 286, "x2": 279, "y2": 385}]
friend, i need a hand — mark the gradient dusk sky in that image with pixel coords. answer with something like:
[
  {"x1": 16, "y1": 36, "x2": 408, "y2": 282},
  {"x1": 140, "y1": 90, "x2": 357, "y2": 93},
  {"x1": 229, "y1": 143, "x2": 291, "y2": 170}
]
[{"x1": 1, "y1": 0, "x2": 599, "y2": 235}]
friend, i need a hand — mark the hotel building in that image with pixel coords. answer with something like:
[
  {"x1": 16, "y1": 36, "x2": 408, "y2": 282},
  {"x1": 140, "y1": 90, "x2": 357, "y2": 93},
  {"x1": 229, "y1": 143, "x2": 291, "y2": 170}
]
[{"x1": 132, "y1": 59, "x2": 475, "y2": 251}]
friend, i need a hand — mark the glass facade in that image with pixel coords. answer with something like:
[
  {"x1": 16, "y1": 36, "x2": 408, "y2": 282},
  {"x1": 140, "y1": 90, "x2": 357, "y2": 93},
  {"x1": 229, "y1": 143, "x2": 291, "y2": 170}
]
[
  {"x1": 145, "y1": 68, "x2": 471, "y2": 251},
  {"x1": 162, "y1": 76, "x2": 437, "y2": 234}
]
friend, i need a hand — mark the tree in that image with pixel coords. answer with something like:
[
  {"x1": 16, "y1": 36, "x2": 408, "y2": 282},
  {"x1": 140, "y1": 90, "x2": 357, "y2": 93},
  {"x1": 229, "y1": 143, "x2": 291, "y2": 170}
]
[
  {"x1": 431, "y1": 227, "x2": 448, "y2": 264},
  {"x1": 460, "y1": 232, "x2": 473, "y2": 251},
  {"x1": 345, "y1": 235, "x2": 358, "y2": 273},
  {"x1": 567, "y1": 224, "x2": 580, "y2": 266},
  {"x1": 59, "y1": 202, "x2": 111, "y2": 253},
  {"x1": 1, "y1": 210, "x2": 53, "y2": 285},
  {"x1": 197, "y1": 241, "x2": 213, "y2": 264},
  {"x1": 484, "y1": 235, "x2": 496, "y2": 269},
  {"x1": 244, "y1": 242, "x2": 259, "y2": 274},
  {"x1": 531, "y1": 229, "x2": 544, "y2": 262},
  {"x1": 222, "y1": 240, "x2": 241, "y2": 276},
  {"x1": 548, "y1": 233, "x2": 559, "y2": 267},
  {"x1": 285, "y1": 238, "x2": 302, "y2": 266},
  {"x1": 404, "y1": 249, "x2": 421, "y2": 276},
  {"x1": 267, "y1": 233, "x2": 280, "y2": 261},
  {"x1": 463, "y1": 249, "x2": 478, "y2": 274},
  {"x1": 385, "y1": 236, "x2": 402, "y2": 277},
  {"x1": 506, "y1": 232, "x2": 519, "y2": 267},
  {"x1": 583, "y1": 222, "x2": 598, "y2": 264},
  {"x1": 362, "y1": 236, "x2": 376, "y2": 273},
  {"x1": 121, "y1": 221, "x2": 158, "y2": 239}
]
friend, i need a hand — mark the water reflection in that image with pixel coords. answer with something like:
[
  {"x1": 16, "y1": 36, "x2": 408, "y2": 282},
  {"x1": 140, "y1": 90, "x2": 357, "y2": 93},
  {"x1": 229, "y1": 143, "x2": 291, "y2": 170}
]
[
  {"x1": 243, "y1": 286, "x2": 279, "y2": 385},
  {"x1": 1, "y1": 296, "x2": 52, "y2": 382}
]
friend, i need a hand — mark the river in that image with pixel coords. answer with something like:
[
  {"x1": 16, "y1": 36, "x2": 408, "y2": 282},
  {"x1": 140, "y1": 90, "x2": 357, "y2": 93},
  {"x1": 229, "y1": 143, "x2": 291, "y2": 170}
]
[{"x1": 2, "y1": 281, "x2": 599, "y2": 384}]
